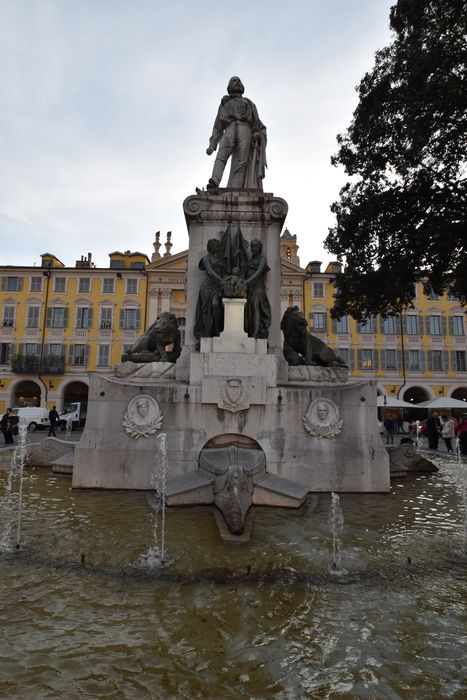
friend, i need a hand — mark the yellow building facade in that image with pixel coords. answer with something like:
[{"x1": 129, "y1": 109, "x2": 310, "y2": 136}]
[
  {"x1": 1, "y1": 232, "x2": 465, "y2": 414},
  {"x1": 303, "y1": 261, "x2": 467, "y2": 406}
]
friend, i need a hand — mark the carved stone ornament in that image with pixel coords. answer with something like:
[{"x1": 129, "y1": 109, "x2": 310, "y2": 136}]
[
  {"x1": 303, "y1": 398, "x2": 343, "y2": 439},
  {"x1": 123, "y1": 394, "x2": 163, "y2": 439},
  {"x1": 219, "y1": 378, "x2": 250, "y2": 413}
]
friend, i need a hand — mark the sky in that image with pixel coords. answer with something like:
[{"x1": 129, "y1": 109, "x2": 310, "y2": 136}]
[{"x1": 0, "y1": 0, "x2": 394, "y2": 270}]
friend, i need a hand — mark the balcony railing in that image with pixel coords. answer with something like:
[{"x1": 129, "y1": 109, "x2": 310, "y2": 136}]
[{"x1": 11, "y1": 354, "x2": 66, "y2": 374}]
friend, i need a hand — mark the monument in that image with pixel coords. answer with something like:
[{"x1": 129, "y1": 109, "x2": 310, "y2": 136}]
[{"x1": 68, "y1": 77, "x2": 390, "y2": 534}]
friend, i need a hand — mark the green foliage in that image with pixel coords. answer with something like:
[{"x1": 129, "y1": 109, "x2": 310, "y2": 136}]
[{"x1": 325, "y1": 0, "x2": 467, "y2": 319}]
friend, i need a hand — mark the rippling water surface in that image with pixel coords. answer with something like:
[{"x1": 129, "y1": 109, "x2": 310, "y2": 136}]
[{"x1": 1, "y1": 455, "x2": 466, "y2": 699}]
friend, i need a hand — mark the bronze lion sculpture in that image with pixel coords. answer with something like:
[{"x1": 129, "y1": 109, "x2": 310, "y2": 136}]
[
  {"x1": 121, "y1": 312, "x2": 181, "y2": 364},
  {"x1": 280, "y1": 306, "x2": 347, "y2": 367}
]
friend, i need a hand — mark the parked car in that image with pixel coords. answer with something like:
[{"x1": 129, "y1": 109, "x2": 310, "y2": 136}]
[
  {"x1": 12, "y1": 407, "x2": 50, "y2": 432},
  {"x1": 58, "y1": 402, "x2": 87, "y2": 431}
]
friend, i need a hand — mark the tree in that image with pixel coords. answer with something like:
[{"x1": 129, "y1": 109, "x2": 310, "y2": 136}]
[{"x1": 325, "y1": 0, "x2": 467, "y2": 320}]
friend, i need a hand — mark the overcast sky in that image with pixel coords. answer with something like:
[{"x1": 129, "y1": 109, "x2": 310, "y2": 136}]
[{"x1": 1, "y1": 0, "x2": 394, "y2": 269}]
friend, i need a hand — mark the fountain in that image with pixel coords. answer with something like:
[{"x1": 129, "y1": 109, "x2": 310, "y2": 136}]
[
  {"x1": 3, "y1": 78, "x2": 464, "y2": 695},
  {"x1": 27, "y1": 77, "x2": 390, "y2": 538}
]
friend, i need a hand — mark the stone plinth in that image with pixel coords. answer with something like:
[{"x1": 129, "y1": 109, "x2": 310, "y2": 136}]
[
  {"x1": 176, "y1": 189, "x2": 288, "y2": 381},
  {"x1": 71, "y1": 373, "x2": 390, "y2": 493}
]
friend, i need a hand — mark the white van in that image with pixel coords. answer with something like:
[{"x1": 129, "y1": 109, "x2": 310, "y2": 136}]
[{"x1": 13, "y1": 407, "x2": 50, "y2": 432}]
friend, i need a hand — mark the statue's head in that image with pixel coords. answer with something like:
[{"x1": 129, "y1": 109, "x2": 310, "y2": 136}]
[
  {"x1": 250, "y1": 239, "x2": 262, "y2": 255},
  {"x1": 227, "y1": 76, "x2": 244, "y2": 95},
  {"x1": 207, "y1": 238, "x2": 220, "y2": 254},
  {"x1": 317, "y1": 402, "x2": 329, "y2": 422},
  {"x1": 136, "y1": 398, "x2": 149, "y2": 418}
]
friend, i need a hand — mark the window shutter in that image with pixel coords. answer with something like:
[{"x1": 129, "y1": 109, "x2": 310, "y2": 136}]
[
  {"x1": 420, "y1": 350, "x2": 426, "y2": 370},
  {"x1": 120, "y1": 309, "x2": 125, "y2": 329},
  {"x1": 18, "y1": 278, "x2": 23, "y2": 291},
  {"x1": 46, "y1": 308, "x2": 52, "y2": 327},
  {"x1": 401, "y1": 315, "x2": 408, "y2": 335},
  {"x1": 441, "y1": 315, "x2": 447, "y2": 337},
  {"x1": 1, "y1": 277, "x2": 6, "y2": 291},
  {"x1": 136, "y1": 308, "x2": 141, "y2": 329},
  {"x1": 428, "y1": 350, "x2": 433, "y2": 370},
  {"x1": 348, "y1": 349, "x2": 354, "y2": 369},
  {"x1": 397, "y1": 350, "x2": 402, "y2": 370},
  {"x1": 442, "y1": 351, "x2": 448, "y2": 371},
  {"x1": 63, "y1": 308, "x2": 69, "y2": 328},
  {"x1": 370, "y1": 317, "x2": 377, "y2": 333},
  {"x1": 373, "y1": 350, "x2": 379, "y2": 369},
  {"x1": 357, "y1": 349, "x2": 363, "y2": 369},
  {"x1": 404, "y1": 350, "x2": 409, "y2": 369},
  {"x1": 88, "y1": 308, "x2": 93, "y2": 328},
  {"x1": 68, "y1": 345, "x2": 74, "y2": 364},
  {"x1": 448, "y1": 317, "x2": 454, "y2": 336},
  {"x1": 18, "y1": 343, "x2": 25, "y2": 356},
  {"x1": 331, "y1": 319, "x2": 337, "y2": 333},
  {"x1": 84, "y1": 345, "x2": 89, "y2": 365},
  {"x1": 423, "y1": 315, "x2": 429, "y2": 335},
  {"x1": 380, "y1": 349, "x2": 386, "y2": 368}
]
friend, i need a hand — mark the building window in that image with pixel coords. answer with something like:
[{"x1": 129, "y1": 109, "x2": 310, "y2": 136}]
[
  {"x1": 131, "y1": 261, "x2": 145, "y2": 269},
  {"x1": 452, "y1": 316, "x2": 465, "y2": 336},
  {"x1": 30, "y1": 277, "x2": 42, "y2": 292},
  {"x1": 312, "y1": 312, "x2": 327, "y2": 332},
  {"x1": 100, "y1": 307, "x2": 113, "y2": 329},
  {"x1": 102, "y1": 278, "x2": 115, "y2": 294},
  {"x1": 383, "y1": 316, "x2": 397, "y2": 335},
  {"x1": 2, "y1": 306, "x2": 15, "y2": 327},
  {"x1": 409, "y1": 350, "x2": 420, "y2": 370},
  {"x1": 337, "y1": 348, "x2": 349, "y2": 366},
  {"x1": 76, "y1": 307, "x2": 92, "y2": 329},
  {"x1": 428, "y1": 315, "x2": 441, "y2": 335},
  {"x1": 97, "y1": 344, "x2": 110, "y2": 367},
  {"x1": 335, "y1": 316, "x2": 348, "y2": 334},
  {"x1": 25, "y1": 343, "x2": 40, "y2": 356},
  {"x1": 455, "y1": 351, "x2": 466, "y2": 372},
  {"x1": 0, "y1": 343, "x2": 11, "y2": 364},
  {"x1": 49, "y1": 343, "x2": 63, "y2": 357},
  {"x1": 54, "y1": 277, "x2": 66, "y2": 293},
  {"x1": 385, "y1": 349, "x2": 397, "y2": 370},
  {"x1": 359, "y1": 317, "x2": 374, "y2": 334},
  {"x1": 126, "y1": 279, "x2": 138, "y2": 295},
  {"x1": 313, "y1": 282, "x2": 324, "y2": 298},
  {"x1": 110, "y1": 260, "x2": 124, "y2": 269},
  {"x1": 78, "y1": 278, "x2": 91, "y2": 294},
  {"x1": 26, "y1": 306, "x2": 40, "y2": 328},
  {"x1": 361, "y1": 349, "x2": 374, "y2": 369},
  {"x1": 430, "y1": 350, "x2": 443, "y2": 371},
  {"x1": 69, "y1": 344, "x2": 89, "y2": 366},
  {"x1": 1, "y1": 277, "x2": 23, "y2": 292},
  {"x1": 120, "y1": 308, "x2": 140, "y2": 330},
  {"x1": 426, "y1": 289, "x2": 440, "y2": 301},
  {"x1": 406, "y1": 315, "x2": 418, "y2": 335},
  {"x1": 46, "y1": 307, "x2": 69, "y2": 328}
]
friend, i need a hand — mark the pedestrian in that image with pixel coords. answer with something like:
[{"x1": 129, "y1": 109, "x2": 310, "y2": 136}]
[
  {"x1": 441, "y1": 415, "x2": 455, "y2": 454},
  {"x1": 48, "y1": 405, "x2": 60, "y2": 437},
  {"x1": 383, "y1": 416, "x2": 395, "y2": 445},
  {"x1": 455, "y1": 415, "x2": 467, "y2": 456},
  {"x1": 1, "y1": 408, "x2": 15, "y2": 445},
  {"x1": 426, "y1": 411, "x2": 441, "y2": 450}
]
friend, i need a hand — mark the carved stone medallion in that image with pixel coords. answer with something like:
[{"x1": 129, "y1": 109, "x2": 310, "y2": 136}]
[
  {"x1": 123, "y1": 394, "x2": 163, "y2": 439},
  {"x1": 303, "y1": 398, "x2": 343, "y2": 439},
  {"x1": 219, "y1": 378, "x2": 249, "y2": 413}
]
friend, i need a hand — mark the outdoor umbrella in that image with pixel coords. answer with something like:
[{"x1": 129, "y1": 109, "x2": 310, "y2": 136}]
[{"x1": 416, "y1": 397, "x2": 467, "y2": 410}]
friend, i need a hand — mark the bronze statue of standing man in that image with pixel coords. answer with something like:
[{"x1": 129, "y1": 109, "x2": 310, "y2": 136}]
[{"x1": 206, "y1": 77, "x2": 267, "y2": 191}]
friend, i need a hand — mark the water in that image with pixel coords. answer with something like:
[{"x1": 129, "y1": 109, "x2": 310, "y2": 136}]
[
  {"x1": 1, "y1": 455, "x2": 466, "y2": 698},
  {"x1": 328, "y1": 492, "x2": 346, "y2": 575},
  {"x1": 138, "y1": 432, "x2": 169, "y2": 568},
  {"x1": 0, "y1": 419, "x2": 28, "y2": 551}
]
